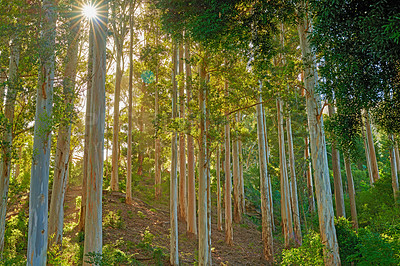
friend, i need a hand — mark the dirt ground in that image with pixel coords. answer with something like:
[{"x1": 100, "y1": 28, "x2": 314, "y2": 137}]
[{"x1": 62, "y1": 185, "x2": 277, "y2": 265}]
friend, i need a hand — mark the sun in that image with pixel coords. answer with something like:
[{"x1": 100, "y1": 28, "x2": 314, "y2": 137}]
[{"x1": 82, "y1": 4, "x2": 97, "y2": 19}]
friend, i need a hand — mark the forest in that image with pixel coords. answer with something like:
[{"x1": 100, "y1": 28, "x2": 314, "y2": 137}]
[{"x1": 0, "y1": 0, "x2": 399, "y2": 265}]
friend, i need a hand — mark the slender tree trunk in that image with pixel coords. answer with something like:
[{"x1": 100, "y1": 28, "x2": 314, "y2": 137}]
[
  {"x1": 198, "y1": 57, "x2": 210, "y2": 264},
  {"x1": 155, "y1": 35, "x2": 162, "y2": 199},
  {"x1": 170, "y1": 43, "x2": 179, "y2": 266},
  {"x1": 328, "y1": 105, "x2": 346, "y2": 218},
  {"x1": 78, "y1": 23, "x2": 93, "y2": 232},
  {"x1": 27, "y1": 1, "x2": 57, "y2": 263},
  {"x1": 344, "y1": 155, "x2": 358, "y2": 229},
  {"x1": 298, "y1": 3, "x2": 341, "y2": 263},
  {"x1": 0, "y1": 35, "x2": 20, "y2": 253},
  {"x1": 14, "y1": 146, "x2": 23, "y2": 180},
  {"x1": 390, "y1": 135, "x2": 399, "y2": 200},
  {"x1": 83, "y1": 1, "x2": 108, "y2": 262},
  {"x1": 361, "y1": 126, "x2": 374, "y2": 185},
  {"x1": 365, "y1": 114, "x2": 380, "y2": 183},
  {"x1": 137, "y1": 101, "x2": 144, "y2": 176},
  {"x1": 238, "y1": 131, "x2": 245, "y2": 217},
  {"x1": 178, "y1": 43, "x2": 187, "y2": 222},
  {"x1": 256, "y1": 82, "x2": 274, "y2": 263},
  {"x1": 304, "y1": 137, "x2": 315, "y2": 212},
  {"x1": 126, "y1": 6, "x2": 134, "y2": 204},
  {"x1": 232, "y1": 116, "x2": 241, "y2": 223},
  {"x1": 224, "y1": 81, "x2": 233, "y2": 245},
  {"x1": 286, "y1": 113, "x2": 302, "y2": 246},
  {"x1": 217, "y1": 146, "x2": 223, "y2": 231},
  {"x1": 111, "y1": 36, "x2": 123, "y2": 192},
  {"x1": 185, "y1": 42, "x2": 197, "y2": 235},
  {"x1": 207, "y1": 152, "x2": 212, "y2": 264},
  {"x1": 276, "y1": 98, "x2": 294, "y2": 247},
  {"x1": 395, "y1": 140, "x2": 400, "y2": 177},
  {"x1": 48, "y1": 11, "x2": 80, "y2": 248}
]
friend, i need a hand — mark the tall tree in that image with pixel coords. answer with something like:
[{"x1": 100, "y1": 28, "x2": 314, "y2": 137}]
[
  {"x1": 27, "y1": 0, "x2": 57, "y2": 263},
  {"x1": 297, "y1": 2, "x2": 341, "y2": 264},
  {"x1": 48, "y1": 6, "x2": 81, "y2": 247},
  {"x1": 344, "y1": 155, "x2": 358, "y2": 229},
  {"x1": 390, "y1": 135, "x2": 399, "y2": 200},
  {"x1": 365, "y1": 114, "x2": 380, "y2": 183},
  {"x1": 83, "y1": 0, "x2": 108, "y2": 262},
  {"x1": 216, "y1": 145, "x2": 222, "y2": 231},
  {"x1": 232, "y1": 115, "x2": 242, "y2": 223}
]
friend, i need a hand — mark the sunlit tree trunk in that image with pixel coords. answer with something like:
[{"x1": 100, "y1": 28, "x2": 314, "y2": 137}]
[
  {"x1": 395, "y1": 140, "x2": 400, "y2": 177},
  {"x1": 286, "y1": 112, "x2": 302, "y2": 246},
  {"x1": 170, "y1": 43, "x2": 179, "y2": 266},
  {"x1": 365, "y1": 113, "x2": 380, "y2": 183},
  {"x1": 155, "y1": 33, "x2": 162, "y2": 199},
  {"x1": 361, "y1": 126, "x2": 374, "y2": 185},
  {"x1": 185, "y1": 42, "x2": 197, "y2": 235},
  {"x1": 78, "y1": 23, "x2": 93, "y2": 232},
  {"x1": 276, "y1": 98, "x2": 294, "y2": 247},
  {"x1": 14, "y1": 146, "x2": 23, "y2": 180},
  {"x1": 224, "y1": 81, "x2": 233, "y2": 245},
  {"x1": 216, "y1": 146, "x2": 223, "y2": 231},
  {"x1": 328, "y1": 105, "x2": 346, "y2": 218},
  {"x1": 178, "y1": 43, "x2": 187, "y2": 222},
  {"x1": 0, "y1": 35, "x2": 20, "y2": 253},
  {"x1": 256, "y1": 82, "x2": 274, "y2": 263},
  {"x1": 126, "y1": 6, "x2": 134, "y2": 204},
  {"x1": 48, "y1": 10, "x2": 80, "y2": 248},
  {"x1": 390, "y1": 135, "x2": 399, "y2": 200},
  {"x1": 298, "y1": 3, "x2": 341, "y2": 263},
  {"x1": 238, "y1": 127, "x2": 245, "y2": 217},
  {"x1": 198, "y1": 57, "x2": 210, "y2": 264},
  {"x1": 304, "y1": 136, "x2": 315, "y2": 212},
  {"x1": 344, "y1": 155, "x2": 358, "y2": 229},
  {"x1": 83, "y1": 1, "x2": 108, "y2": 262},
  {"x1": 232, "y1": 116, "x2": 241, "y2": 223},
  {"x1": 27, "y1": 1, "x2": 57, "y2": 263}
]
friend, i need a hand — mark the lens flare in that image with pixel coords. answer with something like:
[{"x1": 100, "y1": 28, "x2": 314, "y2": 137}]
[{"x1": 82, "y1": 4, "x2": 97, "y2": 19}]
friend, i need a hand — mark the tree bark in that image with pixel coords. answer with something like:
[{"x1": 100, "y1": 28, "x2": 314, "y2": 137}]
[
  {"x1": 256, "y1": 82, "x2": 274, "y2": 263},
  {"x1": 83, "y1": 1, "x2": 108, "y2": 262},
  {"x1": 286, "y1": 112, "x2": 302, "y2": 246},
  {"x1": 232, "y1": 116, "x2": 241, "y2": 223},
  {"x1": 298, "y1": 3, "x2": 341, "y2": 264},
  {"x1": 224, "y1": 81, "x2": 233, "y2": 246},
  {"x1": 78, "y1": 23, "x2": 93, "y2": 232},
  {"x1": 170, "y1": 43, "x2": 179, "y2": 266},
  {"x1": 27, "y1": 1, "x2": 57, "y2": 263},
  {"x1": 185, "y1": 42, "x2": 197, "y2": 235},
  {"x1": 238, "y1": 130, "x2": 245, "y2": 217},
  {"x1": 395, "y1": 140, "x2": 400, "y2": 176},
  {"x1": 276, "y1": 98, "x2": 294, "y2": 247},
  {"x1": 344, "y1": 155, "x2": 358, "y2": 229},
  {"x1": 328, "y1": 105, "x2": 346, "y2": 218},
  {"x1": 178, "y1": 43, "x2": 187, "y2": 222},
  {"x1": 304, "y1": 137, "x2": 315, "y2": 212},
  {"x1": 390, "y1": 135, "x2": 399, "y2": 200},
  {"x1": 48, "y1": 10, "x2": 80, "y2": 248},
  {"x1": 198, "y1": 57, "x2": 210, "y2": 264},
  {"x1": 126, "y1": 6, "x2": 134, "y2": 204},
  {"x1": 217, "y1": 146, "x2": 223, "y2": 231},
  {"x1": 365, "y1": 113, "x2": 380, "y2": 183},
  {"x1": 361, "y1": 122, "x2": 374, "y2": 185},
  {"x1": 0, "y1": 35, "x2": 20, "y2": 253}
]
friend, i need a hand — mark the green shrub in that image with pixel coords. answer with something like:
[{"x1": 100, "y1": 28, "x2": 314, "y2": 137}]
[{"x1": 335, "y1": 217, "x2": 361, "y2": 263}]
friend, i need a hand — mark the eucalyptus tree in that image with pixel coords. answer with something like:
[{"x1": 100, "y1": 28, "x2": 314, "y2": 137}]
[
  {"x1": 83, "y1": 0, "x2": 108, "y2": 261},
  {"x1": 27, "y1": 0, "x2": 57, "y2": 263}
]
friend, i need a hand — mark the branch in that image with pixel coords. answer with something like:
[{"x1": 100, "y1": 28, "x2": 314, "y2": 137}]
[{"x1": 226, "y1": 98, "x2": 273, "y2": 116}]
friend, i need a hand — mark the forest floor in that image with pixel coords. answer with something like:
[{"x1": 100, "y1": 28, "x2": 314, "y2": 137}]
[{"x1": 60, "y1": 184, "x2": 280, "y2": 265}]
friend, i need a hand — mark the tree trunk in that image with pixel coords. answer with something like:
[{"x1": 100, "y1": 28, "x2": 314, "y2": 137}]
[
  {"x1": 126, "y1": 6, "x2": 134, "y2": 204},
  {"x1": 83, "y1": 1, "x2": 108, "y2": 262},
  {"x1": 276, "y1": 98, "x2": 294, "y2": 247},
  {"x1": 238, "y1": 130, "x2": 245, "y2": 217},
  {"x1": 137, "y1": 100, "x2": 144, "y2": 176},
  {"x1": 216, "y1": 146, "x2": 223, "y2": 231},
  {"x1": 185, "y1": 42, "x2": 197, "y2": 235},
  {"x1": 178, "y1": 43, "x2": 187, "y2": 222},
  {"x1": 256, "y1": 82, "x2": 274, "y2": 263},
  {"x1": 298, "y1": 3, "x2": 341, "y2": 263},
  {"x1": 198, "y1": 57, "x2": 210, "y2": 264},
  {"x1": 365, "y1": 113, "x2": 380, "y2": 182},
  {"x1": 232, "y1": 116, "x2": 241, "y2": 223},
  {"x1": 170, "y1": 43, "x2": 179, "y2": 266},
  {"x1": 0, "y1": 35, "x2": 20, "y2": 253},
  {"x1": 328, "y1": 105, "x2": 346, "y2": 218},
  {"x1": 224, "y1": 81, "x2": 233, "y2": 246},
  {"x1": 286, "y1": 113, "x2": 302, "y2": 246},
  {"x1": 48, "y1": 11, "x2": 80, "y2": 248},
  {"x1": 390, "y1": 135, "x2": 399, "y2": 200},
  {"x1": 27, "y1": 1, "x2": 57, "y2": 263},
  {"x1": 111, "y1": 33, "x2": 123, "y2": 192},
  {"x1": 14, "y1": 146, "x2": 23, "y2": 180},
  {"x1": 361, "y1": 122, "x2": 374, "y2": 185},
  {"x1": 304, "y1": 136, "x2": 315, "y2": 212},
  {"x1": 344, "y1": 155, "x2": 358, "y2": 229},
  {"x1": 395, "y1": 140, "x2": 400, "y2": 176},
  {"x1": 78, "y1": 23, "x2": 93, "y2": 232}
]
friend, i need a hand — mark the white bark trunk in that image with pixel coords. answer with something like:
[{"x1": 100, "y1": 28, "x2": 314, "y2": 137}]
[
  {"x1": 232, "y1": 116, "x2": 241, "y2": 223},
  {"x1": 344, "y1": 155, "x2": 358, "y2": 229},
  {"x1": 365, "y1": 114, "x2": 380, "y2": 182},
  {"x1": 83, "y1": 1, "x2": 107, "y2": 262},
  {"x1": 27, "y1": 1, "x2": 57, "y2": 263},
  {"x1": 256, "y1": 82, "x2": 274, "y2": 262},
  {"x1": 217, "y1": 146, "x2": 223, "y2": 231},
  {"x1": 390, "y1": 135, "x2": 399, "y2": 200},
  {"x1": 304, "y1": 136, "x2": 315, "y2": 212},
  {"x1": 298, "y1": 3, "x2": 341, "y2": 262}
]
